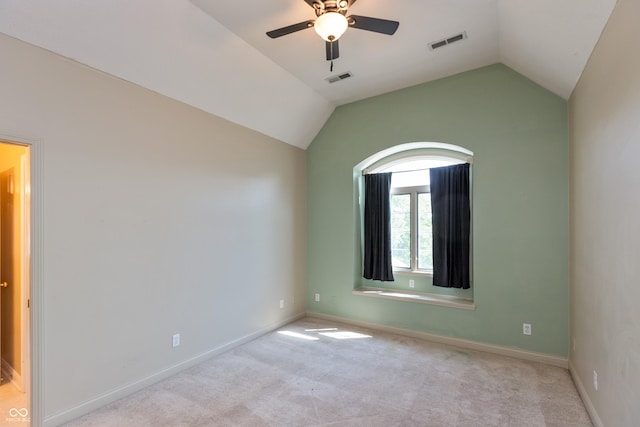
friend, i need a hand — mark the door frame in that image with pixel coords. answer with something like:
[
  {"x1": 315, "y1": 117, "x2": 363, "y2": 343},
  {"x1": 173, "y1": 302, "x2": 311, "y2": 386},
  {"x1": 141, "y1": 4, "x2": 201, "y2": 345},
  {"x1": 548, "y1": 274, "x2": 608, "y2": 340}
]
[{"x1": 0, "y1": 133, "x2": 43, "y2": 427}]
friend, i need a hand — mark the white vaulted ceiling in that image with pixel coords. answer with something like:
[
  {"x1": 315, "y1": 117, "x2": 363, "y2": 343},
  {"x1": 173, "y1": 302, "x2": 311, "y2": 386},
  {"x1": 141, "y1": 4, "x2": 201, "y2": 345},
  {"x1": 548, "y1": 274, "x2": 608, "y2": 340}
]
[{"x1": 0, "y1": 0, "x2": 617, "y2": 149}]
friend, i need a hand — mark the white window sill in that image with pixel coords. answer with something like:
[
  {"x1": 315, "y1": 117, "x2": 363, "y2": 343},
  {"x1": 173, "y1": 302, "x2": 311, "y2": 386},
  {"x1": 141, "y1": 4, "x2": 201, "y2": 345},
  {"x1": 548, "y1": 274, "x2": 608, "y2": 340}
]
[
  {"x1": 353, "y1": 286, "x2": 475, "y2": 310},
  {"x1": 393, "y1": 269, "x2": 433, "y2": 277}
]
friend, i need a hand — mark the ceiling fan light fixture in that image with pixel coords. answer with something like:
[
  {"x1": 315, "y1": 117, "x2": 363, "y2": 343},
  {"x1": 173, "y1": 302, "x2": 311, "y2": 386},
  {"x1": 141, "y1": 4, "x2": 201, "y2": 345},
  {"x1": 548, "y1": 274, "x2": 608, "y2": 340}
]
[{"x1": 314, "y1": 12, "x2": 348, "y2": 41}]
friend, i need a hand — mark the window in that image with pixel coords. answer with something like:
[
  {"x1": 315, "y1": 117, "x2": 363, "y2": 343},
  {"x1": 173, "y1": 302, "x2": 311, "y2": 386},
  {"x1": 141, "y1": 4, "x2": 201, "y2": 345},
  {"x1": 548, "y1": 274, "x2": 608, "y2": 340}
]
[
  {"x1": 390, "y1": 186, "x2": 433, "y2": 271},
  {"x1": 385, "y1": 159, "x2": 465, "y2": 274},
  {"x1": 356, "y1": 142, "x2": 473, "y2": 276},
  {"x1": 353, "y1": 142, "x2": 475, "y2": 310}
]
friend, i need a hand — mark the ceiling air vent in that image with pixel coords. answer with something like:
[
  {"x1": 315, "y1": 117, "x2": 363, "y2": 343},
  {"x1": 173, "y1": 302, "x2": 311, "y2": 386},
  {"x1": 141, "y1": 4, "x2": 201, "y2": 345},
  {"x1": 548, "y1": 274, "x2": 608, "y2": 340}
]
[
  {"x1": 428, "y1": 31, "x2": 467, "y2": 50},
  {"x1": 326, "y1": 72, "x2": 353, "y2": 84}
]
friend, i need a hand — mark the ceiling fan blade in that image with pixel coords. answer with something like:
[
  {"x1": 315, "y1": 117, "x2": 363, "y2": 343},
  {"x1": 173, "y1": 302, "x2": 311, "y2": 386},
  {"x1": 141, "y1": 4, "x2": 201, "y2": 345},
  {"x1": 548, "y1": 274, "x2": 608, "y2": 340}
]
[
  {"x1": 325, "y1": 39, "x2": 340, "y2": 60},
  {"x1": 348, "y1": 15, "x2": 399, "y2": 35},
  {"x1": 304, "y1": 0, "x2": 317, "y2": 8},
  {"x1": 266, "y1": 20, "x2": 314, "y2": 38}
]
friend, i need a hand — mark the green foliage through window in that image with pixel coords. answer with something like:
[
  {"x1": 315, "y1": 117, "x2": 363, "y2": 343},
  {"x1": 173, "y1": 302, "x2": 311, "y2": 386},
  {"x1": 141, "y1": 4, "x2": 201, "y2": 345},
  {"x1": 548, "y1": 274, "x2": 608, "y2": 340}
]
[
  {"x1": 417, "y1": 193, "x2": 433, "y2": 269},
  {"x1": 390, "y1": 194, "x2": 411, "y2": 268}
]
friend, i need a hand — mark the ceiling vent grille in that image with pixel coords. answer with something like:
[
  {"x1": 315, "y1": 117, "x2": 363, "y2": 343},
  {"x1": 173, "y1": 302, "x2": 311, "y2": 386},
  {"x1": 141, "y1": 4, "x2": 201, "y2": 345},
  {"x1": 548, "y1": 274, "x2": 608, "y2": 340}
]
[
  {"x1": 326, "y1": 72, "x2": 353, "y2": 84},
  {"x1": 428, "y1": 32, "x2": 467, "y2": 50}
]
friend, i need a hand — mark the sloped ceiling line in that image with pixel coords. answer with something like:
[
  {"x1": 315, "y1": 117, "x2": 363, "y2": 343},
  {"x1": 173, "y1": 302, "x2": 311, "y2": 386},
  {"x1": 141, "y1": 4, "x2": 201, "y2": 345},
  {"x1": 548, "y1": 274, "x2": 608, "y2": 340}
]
[{"x1": 0, "y1": 0, "x2": 616, "y2": 149}]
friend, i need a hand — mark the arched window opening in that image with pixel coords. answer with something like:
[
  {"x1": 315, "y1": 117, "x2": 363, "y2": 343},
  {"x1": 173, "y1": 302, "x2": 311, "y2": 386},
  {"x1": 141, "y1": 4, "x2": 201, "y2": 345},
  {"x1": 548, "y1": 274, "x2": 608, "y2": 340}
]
[{"x1": 357, "y1": 142, "x2": 473, "y2": 293}]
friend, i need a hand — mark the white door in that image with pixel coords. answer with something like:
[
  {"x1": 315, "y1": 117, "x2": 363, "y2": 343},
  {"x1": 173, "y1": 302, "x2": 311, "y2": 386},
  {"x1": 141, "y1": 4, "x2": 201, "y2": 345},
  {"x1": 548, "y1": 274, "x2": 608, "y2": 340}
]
[
  {"x1": 0, "y1": 169, "x2": 16, "y2": 384},
  {"x1": 0, "y1": 181, "x2": 2, "y2": 384},
  {"x1": 0, "y1": 169, "x2": 4, "y2": 381}
]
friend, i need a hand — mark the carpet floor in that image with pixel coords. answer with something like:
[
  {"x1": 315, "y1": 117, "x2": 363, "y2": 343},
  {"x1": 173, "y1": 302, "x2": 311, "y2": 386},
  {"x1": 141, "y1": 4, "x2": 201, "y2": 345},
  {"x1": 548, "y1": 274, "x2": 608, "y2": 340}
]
[
  {"x1": 63, "y1": 317, "x2": 592, "y2": 426},
  {"x1": 0, "y1": 379, "x2": 29, "y2": 424}
]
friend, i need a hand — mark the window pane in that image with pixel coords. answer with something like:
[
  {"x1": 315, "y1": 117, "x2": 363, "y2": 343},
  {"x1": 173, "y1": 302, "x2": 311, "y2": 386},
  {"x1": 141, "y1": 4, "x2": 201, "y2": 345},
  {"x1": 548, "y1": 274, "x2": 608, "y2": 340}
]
[
  {"x1": 391, "y1": 169, "x2": 429, "y2": 188},
  {"x1": 418, "y1": 193, "x2": 433, "y2": 270},
  {"x1": 390, "y1": 194, "x2": 411, "y2": 269}
]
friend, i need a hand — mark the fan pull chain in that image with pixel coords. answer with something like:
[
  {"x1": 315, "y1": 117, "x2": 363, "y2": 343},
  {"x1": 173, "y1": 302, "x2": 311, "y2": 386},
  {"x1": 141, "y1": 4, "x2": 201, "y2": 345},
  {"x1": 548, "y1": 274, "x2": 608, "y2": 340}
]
[{"x1": 329, "y1": 39, "x2": 335, "y2": 72}]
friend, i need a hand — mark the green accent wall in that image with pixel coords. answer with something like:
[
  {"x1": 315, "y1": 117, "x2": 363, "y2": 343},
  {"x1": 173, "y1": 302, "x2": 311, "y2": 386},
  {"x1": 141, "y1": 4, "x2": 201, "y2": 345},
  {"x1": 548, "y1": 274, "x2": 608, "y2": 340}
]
[{"x1": 307, "y1": 64, "x2": 569, "y2": 357}]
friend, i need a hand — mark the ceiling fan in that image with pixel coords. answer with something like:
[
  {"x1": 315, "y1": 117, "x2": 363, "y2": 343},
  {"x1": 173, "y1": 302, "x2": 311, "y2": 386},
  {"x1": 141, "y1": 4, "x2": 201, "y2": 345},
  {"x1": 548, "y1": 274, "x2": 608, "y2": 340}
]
[{"x1": 266, "y1": 0, "x2": 399, "y2": 71}]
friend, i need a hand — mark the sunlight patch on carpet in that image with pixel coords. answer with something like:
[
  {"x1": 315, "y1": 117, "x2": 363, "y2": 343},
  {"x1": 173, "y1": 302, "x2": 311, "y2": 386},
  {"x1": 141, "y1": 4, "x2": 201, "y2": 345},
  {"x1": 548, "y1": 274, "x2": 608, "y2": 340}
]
[
  {"x1": 318, "y1": 331, "x2": 372, "y2": 340},
  {"x1": 277, "y1": 331, "x2": 319, "y2": 341}
]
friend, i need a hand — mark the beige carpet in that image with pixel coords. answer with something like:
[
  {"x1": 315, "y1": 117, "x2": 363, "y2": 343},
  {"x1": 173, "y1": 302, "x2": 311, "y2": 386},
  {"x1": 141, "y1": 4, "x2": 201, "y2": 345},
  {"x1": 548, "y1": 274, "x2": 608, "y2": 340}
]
[
  {"x1": 64, "y1": 317, "x2": 592, "y2": 426},
  {"x1": 0, "y1": 379, "x2": 29, "y2": 424}
]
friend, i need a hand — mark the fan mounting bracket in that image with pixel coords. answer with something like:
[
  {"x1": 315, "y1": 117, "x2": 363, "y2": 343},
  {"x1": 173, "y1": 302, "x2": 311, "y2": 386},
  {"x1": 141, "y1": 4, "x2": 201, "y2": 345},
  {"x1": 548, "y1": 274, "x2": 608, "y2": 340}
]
[{"x1": 311, "y1": 0, "x2": 351, "y2": 17}]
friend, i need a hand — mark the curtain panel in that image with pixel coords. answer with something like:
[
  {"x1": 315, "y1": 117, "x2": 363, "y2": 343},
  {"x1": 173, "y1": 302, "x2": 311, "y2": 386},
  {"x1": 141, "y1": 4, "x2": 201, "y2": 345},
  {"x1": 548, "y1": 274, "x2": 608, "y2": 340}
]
[
  {"x1": 363, "y1": 172, "x2": 394, "y2": 281},
  {"x1": 430, "y1": 163, "x2": 471, "y2": 288}
]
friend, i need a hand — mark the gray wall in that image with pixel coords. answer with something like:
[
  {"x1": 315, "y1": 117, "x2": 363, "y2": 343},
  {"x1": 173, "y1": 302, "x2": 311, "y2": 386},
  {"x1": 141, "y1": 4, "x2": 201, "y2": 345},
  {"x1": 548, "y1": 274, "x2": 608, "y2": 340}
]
[
  {"x1": 569, "y1": 0, "x2": 640, "y2": 425},
  {"x1": 0, "y1": 33, "x2": 307, "y2": 424},
  {"x1": 307, "y1": 64, "x2": 569, "y2": 357}
]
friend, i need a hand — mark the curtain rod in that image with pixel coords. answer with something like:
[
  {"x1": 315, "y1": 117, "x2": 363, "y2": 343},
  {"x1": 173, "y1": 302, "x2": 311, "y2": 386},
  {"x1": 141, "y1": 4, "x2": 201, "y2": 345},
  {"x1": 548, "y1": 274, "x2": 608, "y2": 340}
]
[{"x1": 363, "y1": 162, "x2": 471, "y2": 176}]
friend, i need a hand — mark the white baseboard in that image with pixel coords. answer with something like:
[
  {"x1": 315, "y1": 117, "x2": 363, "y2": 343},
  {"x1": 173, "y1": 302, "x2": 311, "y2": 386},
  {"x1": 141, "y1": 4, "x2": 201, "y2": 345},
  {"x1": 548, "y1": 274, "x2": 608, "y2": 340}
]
[
  {"x1": 1, "y1": 357, "x2": 23, "y2": 391},
  {"x1": 43, "y1": 312, "x2": 306, "y2": 427},
  {"x1": 569, "y1": 361, "x2": 603, "y2": 427},
  {"x1": 306, "y1": 311, "x2": 568, "y2": 368}
]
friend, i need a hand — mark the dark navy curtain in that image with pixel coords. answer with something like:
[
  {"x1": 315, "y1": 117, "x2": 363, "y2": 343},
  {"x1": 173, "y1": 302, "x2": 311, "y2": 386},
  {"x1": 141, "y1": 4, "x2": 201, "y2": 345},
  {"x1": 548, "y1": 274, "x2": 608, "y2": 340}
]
[
  {"x1": 430, "y1": 163, "x2": 471, "y2": 288},
  {"x1": 363, "y1": 172, "x2": 394, "y2": 281}
]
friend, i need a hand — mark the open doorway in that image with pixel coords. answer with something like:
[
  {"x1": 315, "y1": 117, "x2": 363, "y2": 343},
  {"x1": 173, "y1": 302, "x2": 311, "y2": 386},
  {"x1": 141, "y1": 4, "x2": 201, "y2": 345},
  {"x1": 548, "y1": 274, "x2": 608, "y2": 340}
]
[{"x1": 0, "y1": 140, "x2": 30, "y2": 426}]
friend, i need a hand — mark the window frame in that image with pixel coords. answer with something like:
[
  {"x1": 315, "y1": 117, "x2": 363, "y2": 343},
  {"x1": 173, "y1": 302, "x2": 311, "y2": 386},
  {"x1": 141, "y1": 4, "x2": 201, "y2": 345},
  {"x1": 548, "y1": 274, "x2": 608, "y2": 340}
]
[{"x1": 390, "y1": 184, "x2": 432, "y2": 275}]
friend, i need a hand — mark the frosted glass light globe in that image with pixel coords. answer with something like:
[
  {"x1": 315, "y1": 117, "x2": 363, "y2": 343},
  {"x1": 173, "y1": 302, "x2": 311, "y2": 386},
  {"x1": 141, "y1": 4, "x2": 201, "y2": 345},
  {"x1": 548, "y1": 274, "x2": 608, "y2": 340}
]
[{"x1": 314, "y1": 12, "x2": 348, "y2": 41}]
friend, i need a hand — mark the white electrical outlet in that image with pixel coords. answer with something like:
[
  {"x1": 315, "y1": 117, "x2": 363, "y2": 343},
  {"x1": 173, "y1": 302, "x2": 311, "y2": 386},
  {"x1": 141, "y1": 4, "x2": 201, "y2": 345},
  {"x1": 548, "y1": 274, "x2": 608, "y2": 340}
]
[
  {"x1": 315, "y1": 293, "x2": 320, "y2": 302},
  {"x1": 593, "y1": 370, "x2": 598, "y2": 391},
  {"x1": 409, "y1": 280, "x2": 415, "y2": 288},
  {"x1": 172, "y1": 334, "x2": 180, "y2": 348},
  {"x1": 523, "y1": 323, "x2": 532, "y2": 336},
  {"x1": 279, "y1": 299, "x2": 285, "y2": 309}
]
